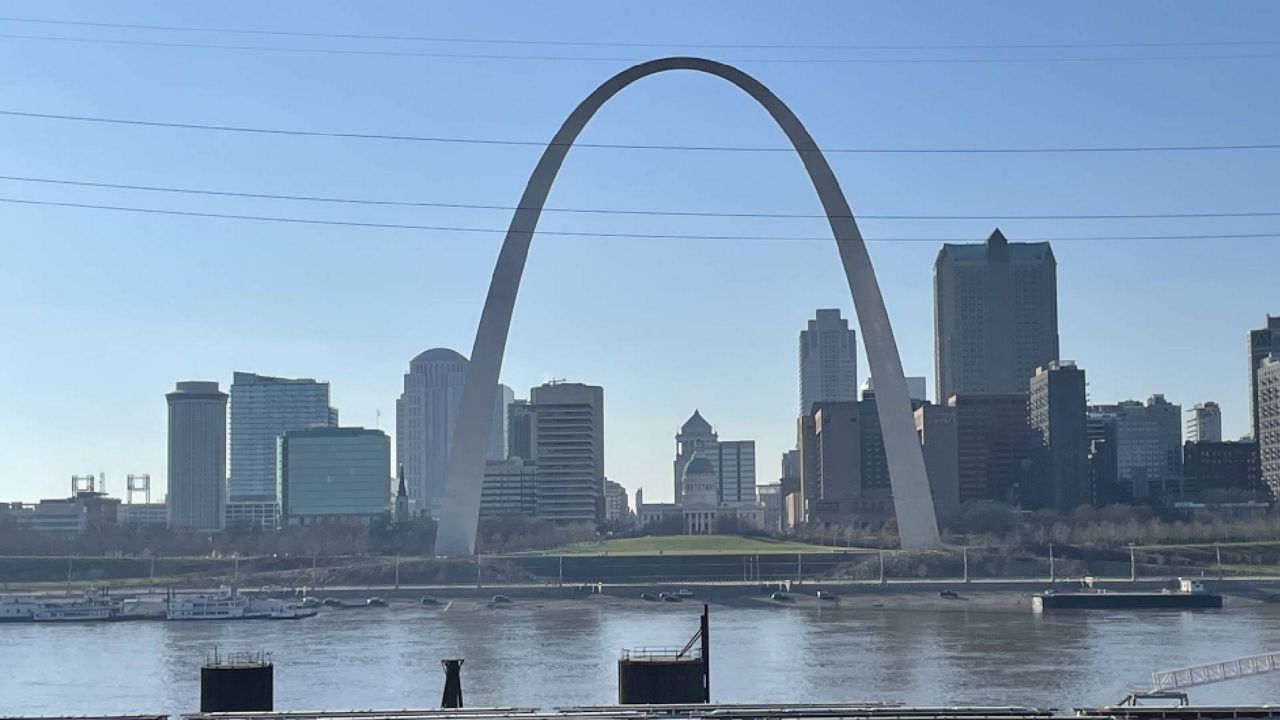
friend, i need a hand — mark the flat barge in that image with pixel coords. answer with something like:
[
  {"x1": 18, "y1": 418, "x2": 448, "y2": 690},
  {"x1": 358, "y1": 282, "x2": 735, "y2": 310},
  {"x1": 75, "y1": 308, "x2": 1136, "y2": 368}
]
[{"x1": 1033, "y1": 579, "x2": 1223, "y2": 611}]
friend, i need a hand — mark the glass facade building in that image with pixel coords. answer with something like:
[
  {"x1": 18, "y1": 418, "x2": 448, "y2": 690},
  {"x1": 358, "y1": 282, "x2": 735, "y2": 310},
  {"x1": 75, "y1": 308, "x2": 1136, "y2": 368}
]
[
  {"x1": 277, "y1": 427, "x2": 391, "y2": 526},
  {"x1": 229, "y1": 372, "x2": 337, "y2": 504}
]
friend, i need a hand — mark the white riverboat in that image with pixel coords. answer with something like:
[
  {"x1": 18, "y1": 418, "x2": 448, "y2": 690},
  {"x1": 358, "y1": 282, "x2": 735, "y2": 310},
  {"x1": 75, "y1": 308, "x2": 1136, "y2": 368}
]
[
  {"x1": 166, "y1": 586, "x2": 253, "y2": 620},
  {"x1": 0, "y1": 596, "x2": 42, "y2": 623}
]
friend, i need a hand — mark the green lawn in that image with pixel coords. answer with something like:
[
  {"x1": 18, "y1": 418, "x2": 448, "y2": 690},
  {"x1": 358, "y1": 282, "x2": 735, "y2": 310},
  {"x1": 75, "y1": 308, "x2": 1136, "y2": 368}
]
[{"x1": 530, "y1": 535, "x2": 870, "y2": 556}]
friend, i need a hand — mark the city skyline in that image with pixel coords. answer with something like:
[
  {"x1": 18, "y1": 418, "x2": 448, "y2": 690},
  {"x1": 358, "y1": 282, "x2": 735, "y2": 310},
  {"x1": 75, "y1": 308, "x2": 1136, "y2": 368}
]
[{"x1": 3, "y1": 2, "x2": 1279, "y2": 504}]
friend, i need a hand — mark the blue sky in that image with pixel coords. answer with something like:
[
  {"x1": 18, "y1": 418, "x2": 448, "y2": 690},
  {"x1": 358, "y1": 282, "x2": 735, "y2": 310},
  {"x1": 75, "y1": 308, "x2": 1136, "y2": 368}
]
[{"x1": 1, "y1": 1, "x2": 1277, "y2": 503}]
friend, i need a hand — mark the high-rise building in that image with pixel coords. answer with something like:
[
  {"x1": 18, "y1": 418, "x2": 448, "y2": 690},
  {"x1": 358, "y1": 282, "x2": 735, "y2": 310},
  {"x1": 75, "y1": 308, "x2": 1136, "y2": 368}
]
[
  {"x1": 1088, "y1": 395, "x2": 1183, "y2": 500},
  {"x1": 914, "y1": 402, "x2": 960, "y2": 518},
  {"x1": 229, "y1": 372, "x2": 336, "y2": 507},
  {"x1": 1087, "y1": 412, "x2": 1120, "y2": 505},
  {"x1": 718, "y1": 441, "x2": 756, "y2": 504},
  {"x1": 480, "y1": 458, "x2": 538, "y2": 519},
  {"x1": 1248, "y1": 316, "x2": 1280, "y2": 441},
  {"x1": 757, "y1": 482, "x2": 783, "y2": 532},
  {"x1": 1187, "y1": 402, "x2": 1224, "y2": 443},
  {"x1": 857, "y1": 386, "x2": 891, "y2": 497},
  {"x1": 396, "y1": 349, "x2": 507, "y2": 518},
  {"x1": 1258, "y1": 355, "x2": 1280, "y2": 497},
  {"x1": 530, "y1": 381, "x2": 604, "y2": 523},
  {"x1": 933, "y1": 229, "x2": 1059, "y2": 403},
  {"x1": 1028, "y1": 361, "x2": 1089, "y2": 512},
  {"x1": 490, "y1": 384, "x2": 515, "y2": 462},
  {"x1": 507, "y1": 399, "x2": 535, "y2": 461},
  {"x1": 949, "y1": 393, "x2": 1037, "y2": 505},
  {"x1": 1183, "y1": 441, "x2": 1265, "y2": 501},
  {"x1": 799, "y1": 309, "x2": 858, "y2": 414},
  {"x1": 604, "y1": 479, "x2": 630, "y2": 522},
  {"x1": 397, "y1": 348, "x2": 468, "y2": 517},
  {"x1": 166, "y1": 381, "x2": 227, "y2": 531},
  {"x1": 798, "y1": 402, "x2": 894, "y2": 526},
  {"x1": 277, "y1": 427, "x2": 390, "y2": 526}
]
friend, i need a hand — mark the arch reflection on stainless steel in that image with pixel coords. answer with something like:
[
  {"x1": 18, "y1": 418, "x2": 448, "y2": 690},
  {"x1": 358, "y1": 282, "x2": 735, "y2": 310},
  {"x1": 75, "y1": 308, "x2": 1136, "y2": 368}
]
[{"x1": 434, "y1": 57, "x2": 940, "y2": 555}]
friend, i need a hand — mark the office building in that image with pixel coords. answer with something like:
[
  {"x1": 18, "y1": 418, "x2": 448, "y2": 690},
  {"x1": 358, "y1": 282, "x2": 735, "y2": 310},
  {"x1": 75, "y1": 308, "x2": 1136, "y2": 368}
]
[
  {"x1": 6, "y1": 491, "x2": 121, "y2": 534},
  {"x1": 1187, "y1": 402, "x2": 1223, "y2": 444},
  {"x1": 1088, "y1": 395, "x2": 1183, "y2": 501},
  {"x1": 119, "y1": 502, "x2": 168, "y2": 528},
  {"x1": 491, "y1": 384, "x2": 515, "y2": 462},
  {"x1": 530, "y1": 381, "x2": 604, "y2": 523},
  {"x1": 718, "y1": 441, "x2": 756, "y2": 504},
  {"x1": 797, "y1": 402, "x2": 892, "y2": 527},
  {"x1": 799, "y1": 309, "x2": 858, "y2": 413},
  {"x1": 1258, "y1": 355, "x2": 1280, "y2": 497},
  {"x1": 1087, "y1": 411, "x2": 1120, "y2": 505},
  {"x1": 1249, "y1": 316, "x2": 1280, "y2": 441},
  {"x1": 757, "y1": 482, "x2": 783, "y2": 532},
  {"x1": 934, "y1": 229, "x2": 1059, "y2": 403},
  {"x1": 278, "y1": 427, "x2": 390, "y2": 526},
  {"x1": 166, "y1": 381, "x2": 227, "y2": 531},
  {"x1": 914, "y1": 402, "x2": 960, "y2": 517},
  {"x1": 1183, "y1": 441, "x2": 1265, "y2": 501},
  {"x1": 1028, "y1": 362, "x2": 1089, "y2": 511},
  {"x1": 480, "y1": 458, "x2": 538, "y2": 520},
  {"x1": 396, "y1": 348, "x2": 507, "y2": 518},
  {"x1": 949, "y1": 393, "x2": 1037, "y2": 505},
  {"x1": 229, "y1": 372, "x2": 336, "y2": 515},
  {"x1": 604, "y1": 479, "x2": 630, "y2": 522},
  {"x1": 507, "y1": 399, "x2": 534, "y2": 461},
  {"x1": 858, "y1": 385, "x2": 891, "y2": 497}
]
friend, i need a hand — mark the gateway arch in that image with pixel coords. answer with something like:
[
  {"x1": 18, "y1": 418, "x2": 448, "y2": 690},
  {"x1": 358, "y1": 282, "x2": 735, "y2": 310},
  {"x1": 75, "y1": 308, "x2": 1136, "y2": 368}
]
[{"x1": 435, "y1": 56, "x2": 941, "y2": 555}]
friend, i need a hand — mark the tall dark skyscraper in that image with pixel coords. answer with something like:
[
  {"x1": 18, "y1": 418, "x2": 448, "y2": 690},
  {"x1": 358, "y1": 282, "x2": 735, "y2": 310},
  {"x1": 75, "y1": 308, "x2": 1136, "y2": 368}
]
[
  {"x1": 1248, "y1": 316, "x2": 1280, "y2": 441},
  {"x1": 933, "y1": 229, "x2": 1059, "y2": 403},
  {"x1": 1028, "y1": 361, "x2": 1089, "y2": 511}
]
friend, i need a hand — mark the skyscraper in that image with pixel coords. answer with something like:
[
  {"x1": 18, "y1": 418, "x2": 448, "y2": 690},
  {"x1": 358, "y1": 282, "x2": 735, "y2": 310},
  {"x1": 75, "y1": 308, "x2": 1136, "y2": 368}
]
[
  {"x1": 933, "y1": 229, "x2": 1059, "y2": 403},
  {"x1": 1248, "y1": 316, "x2": 1280, "y2": 441},
  {"x1": 229, "y1": 372, "x2": 336, "y2": 509},
  {"x1": 1187, "y1": 402, "x2": 1223, "y2": 443},
  {"x1": 397, "y1": 348, "x2": 468, "y2": 517},
  {"x1": 1028, "y1": 361, "x2": 1089, "y2": 511},
  {"x1": 166, "y1": 381, "x2": 227, "y2": 531},
  {"x1": 396, "y1": 349, "x2": 508, "y2": 518},
  {"x1": 530, "y1": 380, "x2": 604, "y2": 523},
  {"x1": 799, "y1": 309, "x2": 857, "y2": 414}
]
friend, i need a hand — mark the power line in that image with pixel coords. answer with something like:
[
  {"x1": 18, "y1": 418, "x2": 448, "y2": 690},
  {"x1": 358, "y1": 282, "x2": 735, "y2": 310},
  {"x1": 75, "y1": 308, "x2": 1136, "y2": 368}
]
[
  {"x1": 3, "y1": 31, "x2": 1280, "y2": 64},
  {"x1": 2, "y1": 172, "x2": 1277, "y2": 222},
  {"x1": 2, "y1": 109, "x2": 1276, "y2": 155},
  {"x1": 2, "y1": 16, "x2": 1277, "y2": 51},
  {"x1": 1, "y1": 195, "x2": 1276, "y2": 243}
]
